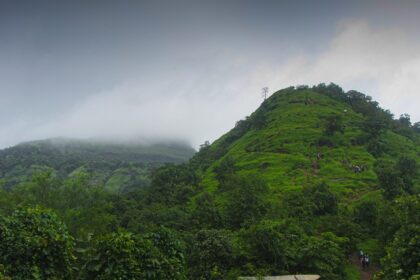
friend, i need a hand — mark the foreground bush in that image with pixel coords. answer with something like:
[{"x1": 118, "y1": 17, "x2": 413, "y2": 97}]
[
  {"x1": 0, "y1": 207, "x2": 75, "y2": 280},
  {"x1": 85, "y1": 227, "x2": 186, "y2": 280}
]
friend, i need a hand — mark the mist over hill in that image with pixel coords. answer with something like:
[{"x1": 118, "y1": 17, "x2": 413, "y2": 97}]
[{"x1": 0, "y1": 137, "x2": 195, "y2": 191}]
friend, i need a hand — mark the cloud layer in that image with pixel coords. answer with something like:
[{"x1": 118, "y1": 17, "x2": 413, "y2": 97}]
[
  {"x1": 1, "y1": 17, "x2": 420, "y2": 148},
  {"x1": 264, "y1": 19, "x2": 420, "y2": 120}
]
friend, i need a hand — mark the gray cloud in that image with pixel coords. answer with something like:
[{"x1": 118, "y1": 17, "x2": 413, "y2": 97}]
[
  {"x1": 260, "y1": 19, "x2": 420, "y2": 121},
  {"x1": 1, "y1": 1, "x2": 419, "y2": 148}
]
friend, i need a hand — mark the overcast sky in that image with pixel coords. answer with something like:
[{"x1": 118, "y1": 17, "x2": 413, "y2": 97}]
[{"x1": 1, "y1": 0, "x2": 420, "y2": 148}]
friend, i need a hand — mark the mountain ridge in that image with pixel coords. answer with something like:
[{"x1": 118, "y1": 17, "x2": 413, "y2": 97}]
[{"x1": 0, "y1": 137, "x2": 195, "y2": 191}]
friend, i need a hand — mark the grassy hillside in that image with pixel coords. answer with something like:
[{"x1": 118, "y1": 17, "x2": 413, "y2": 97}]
[
  {"x1": 0, "y1": 138, "x2": 195, "y2": 191},
  {"x1": 195, "y1": 86, "x2": 419, "y2": 200},
  {"x1": 171, "y1": 85, "x2": 419, "y2": 279}
]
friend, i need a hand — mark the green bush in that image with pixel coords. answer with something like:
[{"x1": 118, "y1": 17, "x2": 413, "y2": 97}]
[
  {"x1": 298, "y1": 232, "x2": 347, "y2": 280},
  {"x1": 324, "y1": 114, "x2": 345, "y2": 136},
  {"x1": 304, "y1": 183, "x2": 338, "y2": 215},
  {"x1": 243, "y1": 219, "x2": 304, "y2": 274},
  {"x1": 0, "y1": 207, "x2": 75, "y2": 280},
  {"x1": 85, "y1": 228, "x2": 186, "y2": 280},
  {"x1": 187, "y1": 229, "x2": 234, "y2": 280},
  {"x1": 380, "y1": 225, "x2": 420, "y2": 280},
  {"x1": 223, "y1": 175, "x2": 269, "y2": 228}
]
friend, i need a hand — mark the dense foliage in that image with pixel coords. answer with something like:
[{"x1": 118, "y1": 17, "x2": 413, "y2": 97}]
[
  {"x1": 84, "y1": 227, "x2": 186, "y2": 280},
  {"x1": 0, "y1": 207, "x2": 74, "y2": 279},
  {"x1": 0, "y1": 84, "x2": 419, "y2": 279}
]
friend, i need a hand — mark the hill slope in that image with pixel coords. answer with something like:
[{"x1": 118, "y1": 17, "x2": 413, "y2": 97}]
[
  {"x1": 194, "y1": 85, "x2": 419, "y2": 200},
  {"x1": 174, "y1": 84, "x2": 419, "y2": 279},
  {"x1": 0, "y1": 138, "x2": 195, "y2": 191}
]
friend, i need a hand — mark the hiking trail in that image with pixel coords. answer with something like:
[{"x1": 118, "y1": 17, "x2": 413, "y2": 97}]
[{"x1": 350, "y1": 252, "x2": 379, "y2": 280}]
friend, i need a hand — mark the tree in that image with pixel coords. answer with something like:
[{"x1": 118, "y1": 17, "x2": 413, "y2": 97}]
[
  {"x1": 0, "y1": 207, "x2": 75, "y2": 280},
  {"x1": 146, "y1": 227, "x2": 186, "y2": 280},
  {"x1": 375, "y1": 159, "x2": 408, "y2": 198},
  {"x1": 59, "y1": 174, "x2": 116, "y2": 238},
  {"x1": 191, "y1": 192, "x2": 222, "y2": 229},
  {"x1": 324, "y1": 114, "x2": 344, "y2": 136},
  {"x1": 354, "y1": 201, "x2": 378, "y2": 230},
  {"x1": 379, "y1": 225, "x2": 420, "y2": 280},
  {"x1": 396, "y1": 156, "x2": 417, "y2": 193},
  {"x1": 413, "y1": 122, "x2": 420, "y2": 133},
  {"x1": 363, "y1": 114, "x2": 390, "y2": 139},
  {"x1": 199, "y1": 141, "x2": 211, "y2": 151},
  {"x1": 214, "y1": 156, "x2": 237, "y2": 185},
  {"x1": 252, "y1": 110, "x2": 268, "y2": 130},
  {"x1": 148, "y1": 164, "x2": 198, "y2": 205},
  {"x1": 244, "y1": 220, "x2": 304, "y2": 274},
  {"x1": 398, "y1": 113, "x2": 411, "y2": 127},
  {"x1": 377, "y1": 168, "x2": 405, "y2": 200},
  {"x1": 22, "y1": 169, "x2": 61, "y2": 209},
  {"x1": 376, "y1": 194, "x2": 419, "y2": 245},
  {"x1": 85, "y1": 231, "x2": 144, "y2": 279},
  {"x1": 85, "y1": 228, "x2": 186, "y2": 280},
  {"x1": 298, "y1": 232, "x2": 347, "y2": 280},
  {"x1": 0, "y1": 265, "x2": 11, "y2": 280},
  {"x1": 396, "y1": 156, "x2": 417, "y2": 178},
  {"x1": 187, "y1": 229, "x2": 234, "y2": 280},
  {"x1": 367, "y1": 138, "x2": 388, "y2": 157},
  {"x1": 313, "y1": 83, "x2": 346, "y2": 103},
  {"x1": 223, "y1": 175, "x2": 269, "y2": 228},
  {"x1": 282, "y1": 191, "x2": 314, "y2": 220},
  {"x1": 303, "y1": 183, "x2": 338, "y2": 215},
  {"x1": 347, "y1": 90, "x2": 385, "y2": 117},
  {"x1": 9, "y1": 170, "x2": 116, "y2": 239}
]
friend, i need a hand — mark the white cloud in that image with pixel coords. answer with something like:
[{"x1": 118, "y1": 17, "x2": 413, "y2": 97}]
[
  {"x1": 264, "y1": 19, "x2": 420, "y2": 121},
  {"x1": 10, "y1": 58, "x2": 266, "y2": 148}
]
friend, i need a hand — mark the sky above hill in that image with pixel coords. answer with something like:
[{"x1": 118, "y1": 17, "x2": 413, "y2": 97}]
[{"x1": 1, "y1": 0, "x2": 419, "y2": 148}]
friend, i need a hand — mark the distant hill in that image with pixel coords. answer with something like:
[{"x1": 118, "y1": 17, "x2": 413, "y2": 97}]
[{"x1": 0, "y1": 138, "x2": 196, "y2": 191}]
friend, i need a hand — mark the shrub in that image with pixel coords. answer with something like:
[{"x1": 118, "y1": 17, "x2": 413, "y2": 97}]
[
  {"x1": 324, "y1": 114, "x2": 345, "y2": 136},
  {"x1": 304, "y1": 183, "x2": 338, "y2": 215},
  {"x1": 0, "y1": 207, "x2": 75, "y2": 280},
  {"x1": 85, "y1": 228, "x2": 186, "y2": 280},
  {"x1": 187, "y1": 229, "x2": 234, "y2": 280}
]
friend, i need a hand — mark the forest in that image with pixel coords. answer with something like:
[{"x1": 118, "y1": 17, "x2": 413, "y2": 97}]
[{"x1": 0, "y1": 84, "x2": 419, "y2": 280}]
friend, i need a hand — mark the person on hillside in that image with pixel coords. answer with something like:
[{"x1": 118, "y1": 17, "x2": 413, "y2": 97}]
[
  {"x1": 361, "y1": 255, "x2": 366, "y2": 269},
  {"x1": 358, "y1": 249, "x2": 364, "y2": 260},
  {"x1": 365, "y1": 255, "x2": 370, "y2": 268}
]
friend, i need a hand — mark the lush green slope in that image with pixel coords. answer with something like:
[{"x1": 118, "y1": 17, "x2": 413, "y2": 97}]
[
  {"x1": 195, "y1": 86, "x2": 419, "y2": 200},
  {"x1": 176, "y1": 84, "x2": 419, "y2": 279},
  {"x1": 0, "y1": 138, "x2": 195, "y2": 191}
]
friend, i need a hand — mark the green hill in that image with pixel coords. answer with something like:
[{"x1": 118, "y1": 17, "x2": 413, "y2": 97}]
[
  {"x1": 165, "y1": 84, "x2": 419, "y2": 279},
  {"x1": 0, "y1": 138, "x2": 195, "y2": 191},
  {"x1": 194, "y1": 85, "x2": 419, "y2": 199}
]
